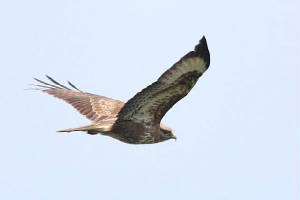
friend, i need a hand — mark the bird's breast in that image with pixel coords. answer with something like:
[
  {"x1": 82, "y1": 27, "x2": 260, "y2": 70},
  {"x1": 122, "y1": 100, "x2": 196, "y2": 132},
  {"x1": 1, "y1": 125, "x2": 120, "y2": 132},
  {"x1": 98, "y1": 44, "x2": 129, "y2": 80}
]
[{"x1": 110, "y1": 120, "x2": 158, "y2": 144}]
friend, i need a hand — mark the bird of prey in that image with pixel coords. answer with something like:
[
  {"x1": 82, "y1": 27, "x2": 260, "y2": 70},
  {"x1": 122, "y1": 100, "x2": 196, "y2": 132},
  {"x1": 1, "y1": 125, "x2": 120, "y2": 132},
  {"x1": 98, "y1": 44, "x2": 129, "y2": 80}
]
[{"x1": 33, "y1": 36, "x2": 210, "y2": 144}]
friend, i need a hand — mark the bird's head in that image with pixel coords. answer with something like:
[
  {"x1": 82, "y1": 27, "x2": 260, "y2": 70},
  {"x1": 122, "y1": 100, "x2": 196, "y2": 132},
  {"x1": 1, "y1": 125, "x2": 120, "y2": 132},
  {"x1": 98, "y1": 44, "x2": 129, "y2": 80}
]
[{"x1": 159, "y1": 124, "x2": 177, "y2": 141}]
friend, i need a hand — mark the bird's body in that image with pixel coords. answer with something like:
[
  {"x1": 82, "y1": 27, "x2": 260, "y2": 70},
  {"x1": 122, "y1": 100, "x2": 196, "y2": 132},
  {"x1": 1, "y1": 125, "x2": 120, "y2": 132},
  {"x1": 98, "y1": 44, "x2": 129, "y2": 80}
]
[{"x1": 34, "y1": 36, "x2": 210, "y2": 144}]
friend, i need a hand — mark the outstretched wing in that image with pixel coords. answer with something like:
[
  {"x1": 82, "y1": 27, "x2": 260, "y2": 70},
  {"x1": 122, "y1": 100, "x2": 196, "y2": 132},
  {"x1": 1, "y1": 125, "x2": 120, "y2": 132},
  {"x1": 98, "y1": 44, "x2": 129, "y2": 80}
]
[
  {"x1": 117, "y1": 36, "x2": 210, "y2": 125},
  {"x1": 33, "y1": 75, "x2": 124, "y2": 123}
]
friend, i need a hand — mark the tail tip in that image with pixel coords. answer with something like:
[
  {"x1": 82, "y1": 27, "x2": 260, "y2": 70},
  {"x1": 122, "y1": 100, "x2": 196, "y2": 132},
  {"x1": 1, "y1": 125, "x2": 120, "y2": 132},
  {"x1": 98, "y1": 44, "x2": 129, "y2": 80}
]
[{"x1": 56, "y1": 129, "x2": 71, "y2": 133}]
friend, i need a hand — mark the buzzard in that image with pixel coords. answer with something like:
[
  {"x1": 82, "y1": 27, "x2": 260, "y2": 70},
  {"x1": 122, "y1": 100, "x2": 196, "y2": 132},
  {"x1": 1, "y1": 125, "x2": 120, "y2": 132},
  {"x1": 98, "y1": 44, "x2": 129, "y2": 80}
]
[{"x1": 33, "y1": 36, "x2": 210, "y2": 144}]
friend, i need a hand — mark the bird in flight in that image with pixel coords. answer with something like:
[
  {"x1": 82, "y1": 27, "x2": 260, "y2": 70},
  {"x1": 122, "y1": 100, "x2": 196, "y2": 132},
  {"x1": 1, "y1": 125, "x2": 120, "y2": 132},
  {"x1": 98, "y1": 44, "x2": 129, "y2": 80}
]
[{"x1": 33, "y1": 36, "x2": 210, "y2": 144}]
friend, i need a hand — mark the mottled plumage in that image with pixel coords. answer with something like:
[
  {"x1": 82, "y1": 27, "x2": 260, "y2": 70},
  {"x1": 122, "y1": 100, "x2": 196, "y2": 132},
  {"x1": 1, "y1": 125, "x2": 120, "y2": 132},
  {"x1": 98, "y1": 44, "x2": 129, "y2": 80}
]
[{"x1": 33, "y1": 36, "x2": 210, "y2": 144}]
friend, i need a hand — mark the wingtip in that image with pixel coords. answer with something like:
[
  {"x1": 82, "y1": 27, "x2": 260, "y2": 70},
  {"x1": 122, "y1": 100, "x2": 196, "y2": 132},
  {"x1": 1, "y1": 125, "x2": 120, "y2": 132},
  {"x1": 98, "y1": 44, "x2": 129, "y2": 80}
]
[
  {"x1": 198, "y1": 35, "x2": 208, "y2": 48},
  {"x1": 45, "y1": 74, "x2": 54, "y2": 82},
  {"x1": 195, "y1": 36, "x2": 210, "y2": 67}
]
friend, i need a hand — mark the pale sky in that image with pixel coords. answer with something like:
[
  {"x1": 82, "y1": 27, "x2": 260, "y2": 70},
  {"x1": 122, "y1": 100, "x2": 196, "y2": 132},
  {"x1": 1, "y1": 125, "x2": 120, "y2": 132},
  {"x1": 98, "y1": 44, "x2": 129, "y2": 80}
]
[{"x1": 0, "y1": 0, "x2": 299, "y2": 199}]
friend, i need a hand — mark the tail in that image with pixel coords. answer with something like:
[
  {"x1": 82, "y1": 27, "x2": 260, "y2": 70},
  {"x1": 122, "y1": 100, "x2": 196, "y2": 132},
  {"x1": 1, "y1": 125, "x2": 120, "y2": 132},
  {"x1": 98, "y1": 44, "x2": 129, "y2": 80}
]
[{"x1": 57, "y1": 123, "x2": 113, "y2": 135}]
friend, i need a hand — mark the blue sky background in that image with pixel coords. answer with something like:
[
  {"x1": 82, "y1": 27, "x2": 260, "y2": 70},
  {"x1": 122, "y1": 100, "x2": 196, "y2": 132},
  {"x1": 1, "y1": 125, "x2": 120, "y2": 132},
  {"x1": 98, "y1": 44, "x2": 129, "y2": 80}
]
[{"x1": 0, "y1": 0, "x2": 299, "y2": 199}]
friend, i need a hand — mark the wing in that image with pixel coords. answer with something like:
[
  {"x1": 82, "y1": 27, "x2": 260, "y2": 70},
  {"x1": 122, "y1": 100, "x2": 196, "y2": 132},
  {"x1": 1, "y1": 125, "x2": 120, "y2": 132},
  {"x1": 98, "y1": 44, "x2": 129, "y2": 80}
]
[
  {"x1": 33, "y1": 75, "x2": 124, "y2": 123},
  {"x1": 117, "y1": 36, "x2": 210, "y2": 125}
]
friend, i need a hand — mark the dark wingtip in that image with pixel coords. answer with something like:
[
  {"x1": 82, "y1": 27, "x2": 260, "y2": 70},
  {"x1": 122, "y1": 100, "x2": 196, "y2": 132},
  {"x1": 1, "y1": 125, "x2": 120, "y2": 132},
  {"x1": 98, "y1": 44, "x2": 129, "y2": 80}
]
[
  {"x1": 31, "y1": 75, "x2": 83, "y2": 91},
  {"x1": 200, "y1": 36, "x2": 206, "y2": 43},
  {"x1": 195, "y1": 36, "x2": 210, "y2": 67}
]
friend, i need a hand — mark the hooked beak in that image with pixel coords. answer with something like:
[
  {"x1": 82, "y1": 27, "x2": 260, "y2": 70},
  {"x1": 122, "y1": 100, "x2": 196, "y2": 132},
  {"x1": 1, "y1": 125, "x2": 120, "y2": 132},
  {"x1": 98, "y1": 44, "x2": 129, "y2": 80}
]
[{"x1": 171, "y1": 131, "x2": 177, "y2": 140}]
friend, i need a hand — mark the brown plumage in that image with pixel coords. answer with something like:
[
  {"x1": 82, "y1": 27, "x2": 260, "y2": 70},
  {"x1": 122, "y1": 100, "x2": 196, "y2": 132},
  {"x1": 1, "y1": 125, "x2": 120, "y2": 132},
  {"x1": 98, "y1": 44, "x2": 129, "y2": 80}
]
[{"x1": 33, "y1": 36, "x2": 210, "y2": 144}]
